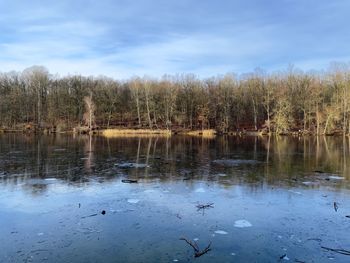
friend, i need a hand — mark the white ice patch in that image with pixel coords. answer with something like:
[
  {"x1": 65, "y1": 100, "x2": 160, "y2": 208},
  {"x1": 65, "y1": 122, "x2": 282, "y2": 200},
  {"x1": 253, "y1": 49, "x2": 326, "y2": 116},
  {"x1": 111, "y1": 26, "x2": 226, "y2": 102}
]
[
  {"x1": 217, "y1": 173, "x2": 227, "y2": 177},
  {"x1": 144, "y1": 189, "x2": 156, "y2": 193},
  {"x1": 231, "y1": 252, "x2": 236, "y2": 256},
  {"x1": 193, "y1": 238, "x2": 199, "y2": 241},
  {"x1": 281, "y1": 255, "x2": 290, "y2": 261},
  {"x1": 127, "y1": 199, "x2": 140, "y2": 204},
  {"x1": 37, "y1": 232, "x2": 44, "y2": 236},
  {"x1": 44, "y1": 178, "x2": 57, "y2": 181},
  {"x1": 328, "y1": 176, "x2": 344, "y2": 180},
  {"x1": 214, "y1": 230, "x2": 228, "y2": 235},
  {"x1": 234, "y1": 220, "x2": 252, "y2": 228},
  {"x1": 195, "y1": 188, "x2": 206, "y2": 193}
]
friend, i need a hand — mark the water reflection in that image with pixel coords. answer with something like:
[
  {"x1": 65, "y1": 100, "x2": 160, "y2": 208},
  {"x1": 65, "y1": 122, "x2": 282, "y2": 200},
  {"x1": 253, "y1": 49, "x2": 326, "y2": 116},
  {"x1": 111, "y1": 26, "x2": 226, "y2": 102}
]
[
  {"x1": 84, "y1": 135, "x2": 95, "y2": 173},
  {"x1": 1, "y1": 134, "x2": 350, "y2": 191}
]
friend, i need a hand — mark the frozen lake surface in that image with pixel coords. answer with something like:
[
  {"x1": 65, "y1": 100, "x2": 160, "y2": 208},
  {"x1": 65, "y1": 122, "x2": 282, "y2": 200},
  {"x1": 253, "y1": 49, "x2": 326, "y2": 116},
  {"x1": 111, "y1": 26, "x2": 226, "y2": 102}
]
[{"x1": 1, "y1": 134, "x2": 350, "y2": 262}]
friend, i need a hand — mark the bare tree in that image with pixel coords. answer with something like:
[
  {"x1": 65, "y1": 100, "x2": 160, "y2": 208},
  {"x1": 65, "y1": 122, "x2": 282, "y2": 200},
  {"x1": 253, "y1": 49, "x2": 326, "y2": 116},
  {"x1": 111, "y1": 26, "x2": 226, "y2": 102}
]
[
  {"x1": 130, "y1": 78, "x2": 142, "y2": 127},
  {"x1": 22, "y1": 66, "x2": 49, "y2": 128},
  {"x1": 83, "y1": 93, "x2": 95, "y2": 131}
]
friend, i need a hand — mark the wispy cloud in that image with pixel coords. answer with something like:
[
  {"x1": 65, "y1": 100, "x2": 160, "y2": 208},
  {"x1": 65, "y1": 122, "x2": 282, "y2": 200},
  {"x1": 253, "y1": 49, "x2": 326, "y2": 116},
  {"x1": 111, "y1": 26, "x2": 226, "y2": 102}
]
[{"x1": 0, "y1": 0, "x2": 349, "y2": 77}]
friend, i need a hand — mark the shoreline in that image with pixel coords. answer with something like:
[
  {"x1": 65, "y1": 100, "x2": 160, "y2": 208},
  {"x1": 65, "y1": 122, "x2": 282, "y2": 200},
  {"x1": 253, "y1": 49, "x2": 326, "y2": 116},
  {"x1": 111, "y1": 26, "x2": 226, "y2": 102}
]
[{"x1": 0, "y1": 128, "x2": 348, "y2": 137}]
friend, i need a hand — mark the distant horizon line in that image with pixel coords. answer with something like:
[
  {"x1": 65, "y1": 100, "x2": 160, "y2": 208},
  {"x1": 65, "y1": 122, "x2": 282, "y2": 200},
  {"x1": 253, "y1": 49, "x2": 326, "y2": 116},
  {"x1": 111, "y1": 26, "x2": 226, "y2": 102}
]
[{"x1": 1, "y1": 61, "x2": 350, "y2": 80}]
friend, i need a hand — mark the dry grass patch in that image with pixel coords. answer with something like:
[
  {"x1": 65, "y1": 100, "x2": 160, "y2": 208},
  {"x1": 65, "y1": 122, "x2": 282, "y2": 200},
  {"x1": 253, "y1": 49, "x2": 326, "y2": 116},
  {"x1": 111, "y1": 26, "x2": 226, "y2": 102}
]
[{"x1": 102, "y1": 129, "x2": 171, "y2": 137}]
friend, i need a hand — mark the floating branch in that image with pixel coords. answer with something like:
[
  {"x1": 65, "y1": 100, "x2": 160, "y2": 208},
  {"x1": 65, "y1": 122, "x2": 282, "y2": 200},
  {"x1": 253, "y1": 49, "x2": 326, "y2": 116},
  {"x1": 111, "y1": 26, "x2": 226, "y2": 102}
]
[
  {"x1": 180, "y1": 237, "x2": 211, "y2": 258},
  {"x1": 81, "y1": 213, "x2": 98, "y2": 219},
  {"x1": 321, "y1": 246, "x2": 350, "y2": 256},
  {"x1": 81, "y1": 210, "x2": 106, "y2": 219},
  {"x1": 196, "y1": 203, "x2": 214, "y2": 210}
]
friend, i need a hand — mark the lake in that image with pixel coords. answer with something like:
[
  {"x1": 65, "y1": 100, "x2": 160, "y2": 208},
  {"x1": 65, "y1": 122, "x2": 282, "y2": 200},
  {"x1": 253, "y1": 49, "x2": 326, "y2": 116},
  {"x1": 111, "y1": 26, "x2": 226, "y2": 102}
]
[{"x1": 1, "y1": 134, "x2": 350, "y2": 262}]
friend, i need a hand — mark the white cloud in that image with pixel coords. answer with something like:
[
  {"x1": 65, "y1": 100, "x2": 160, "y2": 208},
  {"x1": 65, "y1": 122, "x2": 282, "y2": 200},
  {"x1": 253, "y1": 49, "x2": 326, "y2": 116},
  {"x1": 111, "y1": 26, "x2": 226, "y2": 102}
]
[{"x1": 1, "y1": 0, "x2": 350, "y2": 77}]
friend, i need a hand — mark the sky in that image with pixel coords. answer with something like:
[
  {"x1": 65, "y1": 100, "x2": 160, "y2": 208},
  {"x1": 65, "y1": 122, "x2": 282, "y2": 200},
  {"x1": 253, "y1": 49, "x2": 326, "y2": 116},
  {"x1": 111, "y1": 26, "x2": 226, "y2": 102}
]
[{"x1": 0, "y1": 0, "x2": 349, "y2": 78}]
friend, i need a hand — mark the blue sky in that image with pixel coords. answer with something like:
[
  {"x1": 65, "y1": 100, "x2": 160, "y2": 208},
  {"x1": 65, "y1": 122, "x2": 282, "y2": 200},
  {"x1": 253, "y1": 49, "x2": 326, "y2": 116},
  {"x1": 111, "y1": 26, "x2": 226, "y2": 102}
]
[{"x1": 0, "y1": 0, "x2": 349, "y2": 78}]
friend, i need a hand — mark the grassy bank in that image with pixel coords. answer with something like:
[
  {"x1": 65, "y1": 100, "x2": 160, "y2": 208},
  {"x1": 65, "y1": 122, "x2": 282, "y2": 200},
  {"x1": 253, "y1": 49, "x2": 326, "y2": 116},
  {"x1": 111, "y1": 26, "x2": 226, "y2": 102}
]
[
  {"x1": 101, "y1": 129, "x2": 172, "y2": 137},
  {"x1": 101, "y1": 128, "x2": 218, "y2": 138}
]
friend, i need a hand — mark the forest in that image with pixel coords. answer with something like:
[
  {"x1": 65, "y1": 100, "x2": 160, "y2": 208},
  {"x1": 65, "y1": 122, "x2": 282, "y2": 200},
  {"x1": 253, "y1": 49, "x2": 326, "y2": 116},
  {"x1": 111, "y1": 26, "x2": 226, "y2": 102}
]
[{"x1": 1, "y1": 65, "x2": 350, "y2": 135}]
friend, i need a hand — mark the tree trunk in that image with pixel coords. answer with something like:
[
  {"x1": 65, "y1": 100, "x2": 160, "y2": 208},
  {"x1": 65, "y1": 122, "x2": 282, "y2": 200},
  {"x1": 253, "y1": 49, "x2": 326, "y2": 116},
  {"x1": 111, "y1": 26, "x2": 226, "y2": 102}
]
[
  {"x1": 323, "y1": 115, "x2": 331, "y2": 135},
  {"x1": 136, "y1": 95, "x2": 141, "y2": 127},
  {"x1": 37, "y1": 81, "x2": 41, "y2": 128},
  {"x1": 316, "y1": 104, "x2": 320, "y2": 135},
  {"x1": 107, "y1": 110, "x2": 112, "y2": 128},
  {"x1": 145, "y1": 85, "x2": 152, "y2": 129},
  {"x1": 252, "y1": 98, "x2": 257, "y2": 130}
]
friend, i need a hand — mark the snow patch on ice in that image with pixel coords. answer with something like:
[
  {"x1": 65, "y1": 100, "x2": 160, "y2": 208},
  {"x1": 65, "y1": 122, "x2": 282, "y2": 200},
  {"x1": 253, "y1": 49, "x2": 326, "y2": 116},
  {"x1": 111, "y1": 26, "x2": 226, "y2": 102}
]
[
  {"x1": 214, "y1": 230, "x2": 228, "y2": 235},
  {"x1": 328, "y1": 176, "x2": 344, "y2": 180},
  {"x1": 127, "y1": 199, "x2": 140, "y2": 204},
  {"x1": 234, "y1": 220, "x2": 252, "y2": 228}
]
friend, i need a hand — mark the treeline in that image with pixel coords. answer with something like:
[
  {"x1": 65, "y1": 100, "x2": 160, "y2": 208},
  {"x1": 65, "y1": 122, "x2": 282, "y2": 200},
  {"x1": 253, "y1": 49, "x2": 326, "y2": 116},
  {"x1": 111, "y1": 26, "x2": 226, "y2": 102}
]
[{"x1": 1, "y1": 65, "x2": 350, "y2": 134}]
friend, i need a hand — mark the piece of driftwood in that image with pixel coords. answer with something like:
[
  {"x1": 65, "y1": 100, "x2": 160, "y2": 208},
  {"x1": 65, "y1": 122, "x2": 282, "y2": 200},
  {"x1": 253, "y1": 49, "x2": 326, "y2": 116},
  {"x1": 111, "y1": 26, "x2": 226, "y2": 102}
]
[
  {"x1": 321, "y1": 246, "x2": 350, "y2": 256},
  {"x1": 196, "y1": 203, "x2": 214, "y2": 210},
  {"x1": 81, "y1": 210, "x2": 106, "y2": 218},
  {"x1": 180, "y1": 237, "x2": 211, "y2": 258},
  {"x1": 121, "y1": 179, "x2": 138, "y2": 183},
  {"x1": 196, "y1": 203, "x2": 214, "y2": 215},
  {"x1": 81, "y1": 213, "x2": 98, "y2": 219}
]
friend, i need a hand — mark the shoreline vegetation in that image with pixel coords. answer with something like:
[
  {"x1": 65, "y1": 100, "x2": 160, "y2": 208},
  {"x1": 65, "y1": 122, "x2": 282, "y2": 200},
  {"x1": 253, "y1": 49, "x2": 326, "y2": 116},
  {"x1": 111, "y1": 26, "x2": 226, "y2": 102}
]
[
  {"x1": 2, "y1": 65, "x2": 350, "y2": 136},
  {"x1": 102, "y1": 128, "x2": 172, "y2": 137},
  {"x1": 0, "y1": 127, "x2": 333, "y2": 137},
  {"x1": 101, "y1": 128, "x2": 218, "y2": 138}
]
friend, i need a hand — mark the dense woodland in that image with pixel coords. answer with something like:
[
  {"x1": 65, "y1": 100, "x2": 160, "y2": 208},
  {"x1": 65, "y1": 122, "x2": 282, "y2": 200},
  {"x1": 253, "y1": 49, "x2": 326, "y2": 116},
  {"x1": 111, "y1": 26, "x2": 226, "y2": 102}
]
[{"x1": 1, "y1": 65, "x2": 350, "y2": 135}]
